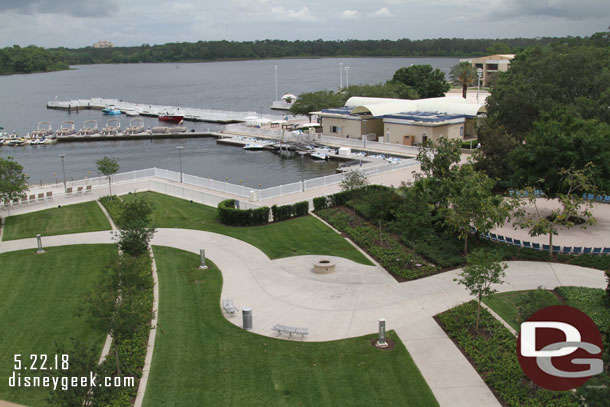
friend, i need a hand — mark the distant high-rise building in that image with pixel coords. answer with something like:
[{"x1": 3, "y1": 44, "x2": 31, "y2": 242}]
[{"x1": 93, "y1": 40, "x2": 114, "y2": 49}]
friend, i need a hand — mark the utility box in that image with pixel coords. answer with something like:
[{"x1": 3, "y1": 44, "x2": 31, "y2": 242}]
[
  {"x1": 242, "y1": 307, "x2": 252, "y2": 330},
  {"x1": 338, "y1": 147, "x2": 351, "y2": 156}
]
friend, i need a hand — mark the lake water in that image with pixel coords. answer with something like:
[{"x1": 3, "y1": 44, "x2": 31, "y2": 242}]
[{"x1": 0, "y1": 57, "x2": 458, "y2": 186}]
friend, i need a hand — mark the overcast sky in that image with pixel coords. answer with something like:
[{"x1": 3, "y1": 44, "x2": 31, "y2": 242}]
[{"x1": 0, "y1": 0, "x2": 608, "y2": 48}]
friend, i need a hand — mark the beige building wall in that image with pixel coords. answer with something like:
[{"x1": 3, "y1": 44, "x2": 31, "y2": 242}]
[
  {"x1": 321, "y1": 117, "x2": 382, "y2": 139},
  {"x1": 384, "y1": 122, "x2": 465, "y2": 145}
]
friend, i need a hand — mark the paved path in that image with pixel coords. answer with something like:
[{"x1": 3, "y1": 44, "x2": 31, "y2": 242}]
[{"x1": 1, "y1": 228, "x2": 606, "y2": 407}]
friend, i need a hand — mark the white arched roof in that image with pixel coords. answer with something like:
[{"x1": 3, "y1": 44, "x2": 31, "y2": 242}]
[{"x1": 345, "y1": 96, "x2": 485, "y2": 117}]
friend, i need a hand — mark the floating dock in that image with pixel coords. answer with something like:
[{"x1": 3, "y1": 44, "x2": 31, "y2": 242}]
[{"x1": 47, "y1": 98, "x2": 285, "y2": 124}]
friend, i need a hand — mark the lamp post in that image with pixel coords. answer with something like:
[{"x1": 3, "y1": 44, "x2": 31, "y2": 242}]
[
  {"x1": 476, "y1": 68, "x2": 483, "y2": 104},
  {"x1": 274, "y1": 65, "x2": 278, "y2": 102},
  {"x1": 59, "y1": 154, "x2": 67, "y2": 192},
  {"x1": 339, "y1": 62, "x2": 343, "y2": 88},
  {"x1": 344, "y1": 66, "x2": 350, "y2": 88},
  {"x1": 176, "y1": 146, "x2": 184, "y2": 183}
]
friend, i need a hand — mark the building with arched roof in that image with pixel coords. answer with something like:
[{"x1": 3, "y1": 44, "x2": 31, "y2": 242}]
[{"x1": 315, "y1": 96, "x2": 485, "y2": 146}]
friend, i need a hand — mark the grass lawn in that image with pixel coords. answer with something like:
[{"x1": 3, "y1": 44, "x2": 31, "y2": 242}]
[
  {"x1": 2, "y1": 201, "x2": 111, "y2": 241},
  {"x1": 111, "y1": 192, "x2": 371, "y2": 265},
  {"x1": 483, "y1": 289, "x2": 560, "y2": 330},
  {"x1": 0, "y1": 245, "x2": 115, "y2": 406},
  {"x1": 143, "y1": 246, "x2": 438, "y2": 407}
]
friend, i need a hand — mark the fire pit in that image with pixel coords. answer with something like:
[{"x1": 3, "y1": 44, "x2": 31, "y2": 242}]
[{"x1": 313, "y1": 259, "x2": 336, "y2": 274}]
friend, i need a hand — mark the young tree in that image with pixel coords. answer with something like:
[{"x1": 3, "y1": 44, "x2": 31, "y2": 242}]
[
  {"x1": 116, "y1": 196, "x2": 155, "y2": 257},
  {"x1": 443, "y1": 164, "x2": 512, "y2": 254},
  {"x1": 455, "y1": 249, "x2": 507, "y2": 332},
  {"x1": 340, "y1": 169, "x2": 368, "y2": 193},
  {"x1": 96, "y1": 156, "x2": 119, "y2": 197},
  {"x1": 417, "y1": 137, "x2": 462, "y2": 180},
  {"x1": 449, "y1": 62, "x2": 477, "y2": 99},
  {"x1": 512, "y1": 165, "x2": 597, "y2": 258},
  {"x1": 391, "y1": 64, "x2": 451, "y2": 98},
  {"x1": 0, "y1": 156, "x2": 28, "y2": 216},
  {"x1": 393, "y1": 184, "x2": 434, "y2": 268}
]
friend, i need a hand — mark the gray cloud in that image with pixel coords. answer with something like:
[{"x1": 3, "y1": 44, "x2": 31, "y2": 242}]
[
  {"x1": 0, "y1": 0, "x2": 119, "y2": 18},
  {"x1": 485, "y1": 0, "x2": 610, "y2": 21}
]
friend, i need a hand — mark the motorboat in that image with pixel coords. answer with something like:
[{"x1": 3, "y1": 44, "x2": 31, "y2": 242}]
[
  {"x1": 56, "y1": 120, "x2": 76, "y2": 137},
  {"x1": 31, "y1": 121, "x2": 53, "y2": 138},
  {"x1": 77, "y1": 120, "x2": 99, "y2": 136},
  {"x1": 310, "y1": 151, "x2": 329, "y2": 160},
  {"x1": 125, "y1": 109, "x2": 140, "y2": 117},
  {"x1": 243, "y1": 143, "x2": 264, "y2": 151},
  {"x1": 40, "y1": 136, "x2": 57, "y2": 145},
  {"x1": 158, "y1": 108, "x2": 184, "y2": 124},
  {"x1": 102, "y1": 105, "x2": 121, "y2": 115},
  {"x1": 124, "y1": 118, "x2": 146, "y2": 135},
  {"x1": 385, "y1": 157, "x2": 401, "y2": 164},
  {"x1": 101, "y1": 119, "x2": 121, "y2": 136}
]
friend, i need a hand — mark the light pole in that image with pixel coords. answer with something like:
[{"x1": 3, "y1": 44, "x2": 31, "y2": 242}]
[
  {"x1": 339, "y1": 62, "x2": 343, "y2": 88},
  {"x1": 344, "y1": 66, "x2": 350, "y2": 88},
  {"x1": 59, "y1": 154, "x2": 67, "y2": 192},
  {"x1": 176, "y1": 146, "x2": 184, "y2": 183},
  {"x1": 476, "y1": 68, "x2": 483, "y2": 104},
  {"x1": 274, "y1": 65, "x2": 278, "y2": 102}
]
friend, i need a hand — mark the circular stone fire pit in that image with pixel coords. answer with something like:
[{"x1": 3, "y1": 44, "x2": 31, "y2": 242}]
[{"x1": 313, "y1": 259, "x2": 336, "y2": 274}]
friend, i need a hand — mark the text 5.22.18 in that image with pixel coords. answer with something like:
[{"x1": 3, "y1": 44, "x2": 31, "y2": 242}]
[{"x1": 13, "y1": 354, "x2": 69, "y2": 371}]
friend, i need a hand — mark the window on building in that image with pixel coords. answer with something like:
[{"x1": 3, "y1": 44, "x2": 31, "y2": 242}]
[
  {"x1": 460, "y1": 127, "x2": 464, "y2": 138},
  {"x1": 331, "y1": 126, "x2": 341, "y2": 133},
  {"x1": 487, "y1": 63, "x2": 498, "y2": 70}
]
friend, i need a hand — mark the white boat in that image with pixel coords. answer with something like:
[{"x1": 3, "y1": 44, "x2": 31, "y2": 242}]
[
  {"x1": 244, "y1": 143, "x2": 264, "y2": 151},
  {"x1": 124, "y1": 118, "x2": 146, "y2": 135},
  {"x1": 101, "y1": 119, "x2": 121, "y2": 136},
  {"x1": 125, "y1": 109, "x2": 140, "y2": 117},
  {"x1": 310, "y1": 152, "x2": 329, "y2": 160},
  {"x1": 78, "y1": 120, "x2": 99, "y2": 136},
  {"x1": 385, "y1": 157, "x2": 401, "y2": 164},
  {"x1": 31, "y1": 121, "x2": 53, "y2": 138},
  {"x1": 56, "y1": 120, "x2": 76, "y2": 136}
]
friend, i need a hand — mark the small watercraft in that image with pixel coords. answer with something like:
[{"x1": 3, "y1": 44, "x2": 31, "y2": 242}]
[
  {"x1": 78, "y1": 120, "x2": 99, "y2": 136},
  {"x1": 31, "y1": 121, "x2": 53, "y2": 138},
  {"x1": 244, "y1": 143, "x2": 264, "y2": 151},
  {"x1": 124, "y1": 118, "x2": 146, "y2": 135},
  {"x1": 102, "y1": 105, "x2": 121, "y2": 115},
  {"x1": 101, "y1": 119, "x2": 121, "y2": 136},
  {"x1": 56, "y1": 120, "x2": 76, "y2": 136},
  {"x1": 158, "y1": 108, "x2": 184, "y2": 123},
  {"x1": 310, "y1": 152, "x2": 329, "y2": 160}
]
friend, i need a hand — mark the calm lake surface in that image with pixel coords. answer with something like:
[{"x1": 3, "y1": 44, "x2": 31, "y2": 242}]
[{"x1": 0, "y1": 57, "x2": 458, "y2": 186}]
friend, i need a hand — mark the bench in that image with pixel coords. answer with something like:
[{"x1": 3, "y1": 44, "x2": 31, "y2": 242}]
[
  {"x1": 221, "y1": 299, "x2": 238, "y2": 316},
  {"x1": 272, "y1": 324, "x2": 309, "y2": 338}
]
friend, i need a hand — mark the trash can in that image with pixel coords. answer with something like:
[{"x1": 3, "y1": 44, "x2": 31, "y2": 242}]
[{"x1": 242, "y1": 307, "x2": 252, "y2": 330}]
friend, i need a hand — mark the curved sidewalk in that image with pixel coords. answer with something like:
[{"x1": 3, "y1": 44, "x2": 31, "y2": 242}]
[{"x1": 1, "y1": 229, "x2": 606, "y2": 407}]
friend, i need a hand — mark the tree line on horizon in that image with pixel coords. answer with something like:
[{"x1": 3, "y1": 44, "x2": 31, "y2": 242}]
[{"x1": 0, "y1": 34, "x2": 604, "y2": 74}]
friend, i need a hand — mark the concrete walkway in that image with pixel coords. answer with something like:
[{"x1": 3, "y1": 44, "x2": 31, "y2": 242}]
[{"x1": 1, "y1": 229, "x2": 606, "y2": 407}]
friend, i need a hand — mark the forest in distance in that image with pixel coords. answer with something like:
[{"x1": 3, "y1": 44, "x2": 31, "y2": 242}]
[{"x1": 1, "y1": 33, "x2": 606, "y2": 75}]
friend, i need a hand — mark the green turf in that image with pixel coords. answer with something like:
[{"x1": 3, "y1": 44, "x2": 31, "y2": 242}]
[
  {"x1": 115, "y1": 191, "x2": 371, "y2": 265},
  {"x1": 0, "y1": 245, "x2": 116, "y2": 406},
  {"x1": 2, "y1": 201, "x2": 111, "y2": 241},
  {"x1": 143, "y1": 246, "x2": 438, "y2": 407},
  {"x1": 482, "y1": 290, "x2": 560, "y2": 330}
]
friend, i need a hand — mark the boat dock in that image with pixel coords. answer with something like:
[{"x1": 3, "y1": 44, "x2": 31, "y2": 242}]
[
  {"x1": 53, "y1": 131, "x2": 224, "y2": 143},
  {"x1": 47, "y1": 98, "x2": 285, "y2": 124}
]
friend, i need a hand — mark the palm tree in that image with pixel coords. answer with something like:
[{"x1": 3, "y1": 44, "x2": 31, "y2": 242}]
[{"x1": 449, "y1": 62, "x2": 477, "y2": 99}]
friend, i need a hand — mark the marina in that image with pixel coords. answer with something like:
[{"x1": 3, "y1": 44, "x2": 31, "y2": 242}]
[{"x1": 47, "y1": 97, "x2": 285, "y2": 124}]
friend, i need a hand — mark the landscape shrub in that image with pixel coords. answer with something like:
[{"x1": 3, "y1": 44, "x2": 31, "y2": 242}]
[
  {"x1": 313, "y1": 196, "x2": 328, "y2": 211},
  {"x1": 99, "y1": 195, "x2": 124, "y2": 227},
  {"x1": 348, "y1": 185, "x2": 401, "y2": 221},
  {"x1": 271, "y1": 201, "x2": 309, "y2": 222},
  {"x1": 437, "y1": 301, "x2": 578, "y2": 407},
  {"x1": 218, "y1": 199, "x2": 270, "y2": 226},
  {"x1": 317, "y1": 207, "x2": 437, "y2": 280}
]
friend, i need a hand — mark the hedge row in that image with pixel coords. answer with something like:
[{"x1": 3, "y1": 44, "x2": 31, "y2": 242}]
[
  {"x1": 271, "y1": 201, "x2": 309, "y2": 222},
  {"x1": 437, "y1": 301, "x2": 578, "y2": 407},
  {"x1": 217, "y1": 199, "x2": 270, "y2": 226},
  {"x1": 313, "y1": 190, "x2": 354, "y2": 211}
]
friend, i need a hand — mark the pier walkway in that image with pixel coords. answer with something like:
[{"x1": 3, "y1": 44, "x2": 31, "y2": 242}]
[{"x1": 47, "y1": 98, "x2": 285, "y2": 124}]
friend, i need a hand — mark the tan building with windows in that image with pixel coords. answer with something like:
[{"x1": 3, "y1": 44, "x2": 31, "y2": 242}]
[
  {"x1": 93, "y1": 40, "x2": 114, "y2": 48},
  {"x1": 316, "y1": 96, "x2": 485, "y2": 146},
  {"x1": 460, "y1": 54, "x2": 515, "y2": 87}
]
